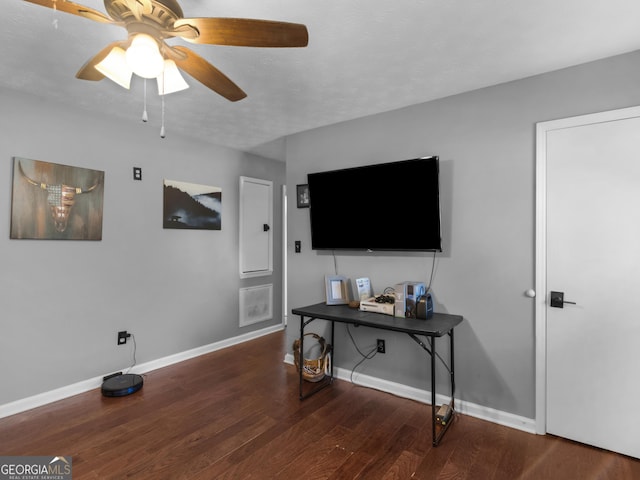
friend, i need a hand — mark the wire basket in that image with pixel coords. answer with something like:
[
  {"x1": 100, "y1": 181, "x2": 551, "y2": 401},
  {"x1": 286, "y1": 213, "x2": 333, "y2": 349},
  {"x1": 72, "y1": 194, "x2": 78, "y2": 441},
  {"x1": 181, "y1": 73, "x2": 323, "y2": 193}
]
[{"x1": 293, "y1": 332, "x2": 332, "y2": 382}]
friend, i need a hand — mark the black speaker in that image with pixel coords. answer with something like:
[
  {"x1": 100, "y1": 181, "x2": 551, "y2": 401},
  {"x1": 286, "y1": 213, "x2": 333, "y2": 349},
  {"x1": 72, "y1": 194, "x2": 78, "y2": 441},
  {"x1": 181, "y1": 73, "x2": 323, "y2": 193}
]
[{"x1": 416, "y1": 292, "x2": 434, "y2": 320}]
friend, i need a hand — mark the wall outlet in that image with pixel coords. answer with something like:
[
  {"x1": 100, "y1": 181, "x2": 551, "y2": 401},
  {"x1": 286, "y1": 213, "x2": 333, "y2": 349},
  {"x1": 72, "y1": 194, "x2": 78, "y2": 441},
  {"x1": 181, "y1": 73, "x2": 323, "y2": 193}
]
[
  {"x1": 377, "y1": 339, "x2": 386, "y2": 354},
  {"x1": 117, "y1": 331, "x2": 131, "y2": 345}
]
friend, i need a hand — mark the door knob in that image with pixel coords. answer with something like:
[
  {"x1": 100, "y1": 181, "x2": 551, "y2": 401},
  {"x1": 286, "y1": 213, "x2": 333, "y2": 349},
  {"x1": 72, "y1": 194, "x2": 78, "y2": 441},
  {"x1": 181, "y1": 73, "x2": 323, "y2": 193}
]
[
  {"x1": 550, "y1": 291, "x2": 577, "y2": 308},
  {"x1": 263, "y1": 223, "x2": 270, "y2": 232}
]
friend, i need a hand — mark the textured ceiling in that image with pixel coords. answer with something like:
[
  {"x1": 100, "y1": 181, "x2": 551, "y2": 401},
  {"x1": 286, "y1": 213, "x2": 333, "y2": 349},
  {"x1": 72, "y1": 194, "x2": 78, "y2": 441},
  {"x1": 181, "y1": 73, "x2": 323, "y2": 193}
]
[{"x1": 4, "y1": 1, "x2": 640, "y2": 161}]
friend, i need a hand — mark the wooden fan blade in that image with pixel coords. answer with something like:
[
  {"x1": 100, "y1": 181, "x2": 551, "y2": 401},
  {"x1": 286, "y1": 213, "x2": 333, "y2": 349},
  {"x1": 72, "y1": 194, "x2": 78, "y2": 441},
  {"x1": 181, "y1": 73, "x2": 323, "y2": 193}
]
[
  {"x1": 166, "y1": 46, "x2": 247, "y2": 102},
  {"x1": 23, "y1": 0, "x2": 114, "y2": 24},
  {"x1": 172, "y1": 18, "x2": 308, "y2": 47},
  {"x1": 76, "y1": 41, "x2": 126, "y2": 81}
]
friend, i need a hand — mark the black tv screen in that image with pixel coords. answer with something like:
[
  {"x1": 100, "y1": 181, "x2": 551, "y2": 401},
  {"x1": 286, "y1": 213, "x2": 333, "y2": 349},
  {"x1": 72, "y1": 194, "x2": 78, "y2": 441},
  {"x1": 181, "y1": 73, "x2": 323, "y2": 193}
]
[{"x1": 307, "y1": 156, "x2": 442, "y2": 251}]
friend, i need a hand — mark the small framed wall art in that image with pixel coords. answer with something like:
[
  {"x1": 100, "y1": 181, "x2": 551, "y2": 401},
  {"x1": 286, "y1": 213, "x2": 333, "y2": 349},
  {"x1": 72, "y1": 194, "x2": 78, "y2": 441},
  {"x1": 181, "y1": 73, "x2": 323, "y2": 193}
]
[{"x1": 296, "y1": 184, "x2": 309, "y2": 208}]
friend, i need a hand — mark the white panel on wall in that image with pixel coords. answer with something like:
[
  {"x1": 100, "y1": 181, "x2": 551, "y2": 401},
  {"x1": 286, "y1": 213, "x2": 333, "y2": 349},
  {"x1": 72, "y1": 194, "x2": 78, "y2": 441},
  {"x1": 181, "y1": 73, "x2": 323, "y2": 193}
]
[
  {"x1": 239, "y1": 176, "x2": 273, "y2": 278},
  {"x1": 239, "y1": 284, "x2": 273, "y2": 327}
]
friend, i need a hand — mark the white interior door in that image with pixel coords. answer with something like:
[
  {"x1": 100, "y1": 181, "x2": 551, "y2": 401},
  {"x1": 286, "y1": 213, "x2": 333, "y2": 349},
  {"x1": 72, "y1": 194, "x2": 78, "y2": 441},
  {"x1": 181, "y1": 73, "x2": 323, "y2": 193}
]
[{"x1": 537, "y1": 107, "x2": 640, "y2": 458}]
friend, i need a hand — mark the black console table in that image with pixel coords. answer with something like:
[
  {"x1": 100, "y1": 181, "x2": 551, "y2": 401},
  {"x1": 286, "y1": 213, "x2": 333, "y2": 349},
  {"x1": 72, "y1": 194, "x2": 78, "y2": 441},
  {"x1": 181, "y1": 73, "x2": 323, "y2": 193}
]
[{"x1": 291, "y1": 302, "x2": 463, "y2": 446}]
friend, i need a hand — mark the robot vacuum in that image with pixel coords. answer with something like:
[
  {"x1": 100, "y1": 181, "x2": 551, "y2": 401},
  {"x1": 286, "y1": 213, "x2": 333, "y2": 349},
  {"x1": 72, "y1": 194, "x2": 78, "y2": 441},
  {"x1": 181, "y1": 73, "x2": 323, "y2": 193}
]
[{"x1": 101, "y1": 373, "x2": 143, "y2": 397}]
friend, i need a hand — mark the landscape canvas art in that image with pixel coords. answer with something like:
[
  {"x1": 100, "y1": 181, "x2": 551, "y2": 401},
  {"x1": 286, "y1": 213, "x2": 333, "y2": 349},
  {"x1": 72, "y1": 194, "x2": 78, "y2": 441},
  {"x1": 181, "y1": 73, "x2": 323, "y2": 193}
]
[
  {"x1": 163, "y1": 179, "x2": 222, "y2": 230},
  {"x1": 10, "y1": 157, "x2": 105, "y2": 240}
]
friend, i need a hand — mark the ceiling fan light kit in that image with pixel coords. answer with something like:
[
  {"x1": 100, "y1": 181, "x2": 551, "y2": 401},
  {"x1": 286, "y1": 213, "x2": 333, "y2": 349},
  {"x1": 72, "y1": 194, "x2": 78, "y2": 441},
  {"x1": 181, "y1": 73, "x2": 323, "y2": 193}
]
[
  {"x1": 25, "y1": 0, "x2": 308, "y2": 139},
  {"x1": 125, "y1": 33, "x2": 165, "y2": 79},
  {"x1": 95, "y1": 46, "x2": 132, "y2": 89},
  {"x1": 23, "y1": 0, "x2": 309, "y2": 102},
  {"x1": 95, "y1": 43, "x2": 189, "y2": 95}
]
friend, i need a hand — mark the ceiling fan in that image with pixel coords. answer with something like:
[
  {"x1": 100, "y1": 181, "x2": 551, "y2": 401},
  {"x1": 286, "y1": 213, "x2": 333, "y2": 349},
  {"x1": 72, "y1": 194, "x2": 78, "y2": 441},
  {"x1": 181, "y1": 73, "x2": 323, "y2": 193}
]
[{"x1": 24, "y1": 0, "x2": 309, "y2": 101}]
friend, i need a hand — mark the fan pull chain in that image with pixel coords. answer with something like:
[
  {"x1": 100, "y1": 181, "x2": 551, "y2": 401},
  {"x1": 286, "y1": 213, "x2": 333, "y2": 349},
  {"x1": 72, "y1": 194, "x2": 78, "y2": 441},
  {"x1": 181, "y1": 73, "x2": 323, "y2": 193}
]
[
  {"x1": 159, "y1": 69, "x2": 166, "y2": 138},
  {"x1": 160, "y1": 95, "x2": 166, "y2": 139},
  {"x1": 142, "y1": 80, "x2": 149, "y2": 122},
  {"x1": 52, "y1": 0, "x2": 58, "y2": 29}
]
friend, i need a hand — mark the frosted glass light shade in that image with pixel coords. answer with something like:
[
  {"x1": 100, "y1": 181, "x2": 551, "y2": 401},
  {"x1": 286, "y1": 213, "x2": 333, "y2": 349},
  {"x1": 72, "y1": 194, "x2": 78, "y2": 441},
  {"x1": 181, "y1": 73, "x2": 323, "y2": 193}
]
[
  {"x1": 95, "y1": 47, "x2": 132, "y2": 89},
  {"x1": 125, "y1": 34, "x2": 164, "y2": 79},
  {"x1": 157, "y1": 60, "x2": 189, "y2": 95}
]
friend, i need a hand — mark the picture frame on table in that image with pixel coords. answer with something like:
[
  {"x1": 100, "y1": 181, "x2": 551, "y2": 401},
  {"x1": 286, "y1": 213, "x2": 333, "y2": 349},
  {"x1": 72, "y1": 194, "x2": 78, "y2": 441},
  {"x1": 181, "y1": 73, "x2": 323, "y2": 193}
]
[{"x1": 325, "y1": 275, "x2": 349, "y2": 305}]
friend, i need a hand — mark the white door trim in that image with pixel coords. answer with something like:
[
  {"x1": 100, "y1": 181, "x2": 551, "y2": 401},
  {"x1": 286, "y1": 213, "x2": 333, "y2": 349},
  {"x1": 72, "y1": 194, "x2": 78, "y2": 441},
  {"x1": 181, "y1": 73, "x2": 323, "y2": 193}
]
[
  {"x1": 534, "y1": 105, "x2": 640, "y2": 434},
  {"x1": 282, "y1": 184, "x2": 288, "y2": 326}
]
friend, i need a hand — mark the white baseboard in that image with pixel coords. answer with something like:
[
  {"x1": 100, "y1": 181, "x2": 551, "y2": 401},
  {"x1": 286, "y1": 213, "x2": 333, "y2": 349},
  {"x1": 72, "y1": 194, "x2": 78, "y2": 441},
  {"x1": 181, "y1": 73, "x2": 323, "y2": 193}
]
[
  {"x1": 283, "y1": 353, "x2": 536, "y2": 435},
  {"x1": 0, "y1": 324, "x2": 284, "y2": 419},
  {"x1": 1, "y1": 326, "x2": 535, "y2": 436}
]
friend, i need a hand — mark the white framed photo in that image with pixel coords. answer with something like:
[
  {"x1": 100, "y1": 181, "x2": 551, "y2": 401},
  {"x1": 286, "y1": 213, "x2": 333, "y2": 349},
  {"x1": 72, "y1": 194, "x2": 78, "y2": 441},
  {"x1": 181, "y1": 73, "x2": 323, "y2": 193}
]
[{"x1": 325, "y1": 275, "x2": 349, "y2": 305}]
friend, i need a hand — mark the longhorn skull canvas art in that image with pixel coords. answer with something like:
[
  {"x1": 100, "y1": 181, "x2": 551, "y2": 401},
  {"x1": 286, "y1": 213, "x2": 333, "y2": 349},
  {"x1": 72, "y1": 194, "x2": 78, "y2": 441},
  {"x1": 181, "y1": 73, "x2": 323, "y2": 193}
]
[{"x1": 10, "y1": 157, "x2": 104, "y2": 240}]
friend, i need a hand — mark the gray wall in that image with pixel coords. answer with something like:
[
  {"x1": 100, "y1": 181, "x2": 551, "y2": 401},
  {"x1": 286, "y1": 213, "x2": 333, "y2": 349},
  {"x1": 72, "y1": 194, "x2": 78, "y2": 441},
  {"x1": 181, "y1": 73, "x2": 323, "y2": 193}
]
[
  {"x1": 285, "y1": 50, "x2": 640, "y2": 419},
  {"x1": 0, "y1": 88, "x2": 284, "y2": 405}
]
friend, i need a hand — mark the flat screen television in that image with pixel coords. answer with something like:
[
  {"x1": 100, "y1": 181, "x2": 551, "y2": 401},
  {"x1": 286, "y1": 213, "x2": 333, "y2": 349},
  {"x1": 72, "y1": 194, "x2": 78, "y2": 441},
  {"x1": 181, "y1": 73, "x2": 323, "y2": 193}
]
[{"x1": 307, "y1": 156, "x2": 442, "y2": 251}]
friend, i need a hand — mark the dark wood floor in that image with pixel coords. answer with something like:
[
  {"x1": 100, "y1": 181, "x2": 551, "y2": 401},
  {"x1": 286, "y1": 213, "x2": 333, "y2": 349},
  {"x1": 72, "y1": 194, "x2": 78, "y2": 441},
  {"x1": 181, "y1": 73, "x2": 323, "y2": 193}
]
[{"x1": 1, "y1": 331, "x2": 638, "y2": 479}]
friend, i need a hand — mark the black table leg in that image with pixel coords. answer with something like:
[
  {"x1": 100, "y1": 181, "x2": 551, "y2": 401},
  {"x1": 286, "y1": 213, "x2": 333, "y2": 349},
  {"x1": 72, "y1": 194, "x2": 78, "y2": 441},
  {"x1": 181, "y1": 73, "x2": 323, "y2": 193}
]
[
  {"x1": 432, "y1": 331, "x2": 456, "y2": 446},
  {"x1": 450, "y1": 329, "x2": 455, "y2": 409},
  {"x1": 430, "y1": 336, "x2": 437, "y2": 446},
  {"x1": 298, "y1": 315, "x2": 305, "y2": 400},
  {"x1": 330, "y1": 320, "x2": 335, "y2": 379}
]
